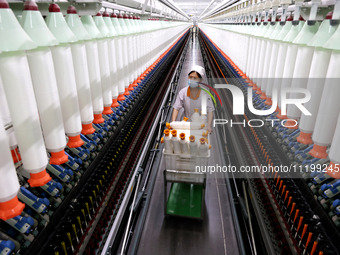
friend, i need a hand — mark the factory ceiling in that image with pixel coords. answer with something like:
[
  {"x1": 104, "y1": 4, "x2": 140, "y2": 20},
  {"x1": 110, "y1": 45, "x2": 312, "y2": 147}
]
[{"x1": 171, "y1": 0, "x2": 223, "y2": 20}]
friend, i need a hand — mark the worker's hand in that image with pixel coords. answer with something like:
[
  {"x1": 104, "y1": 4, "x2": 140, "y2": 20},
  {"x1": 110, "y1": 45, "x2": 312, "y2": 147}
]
[{"x1": 207, "y1": 127, "x2": 213, "y2": 134}]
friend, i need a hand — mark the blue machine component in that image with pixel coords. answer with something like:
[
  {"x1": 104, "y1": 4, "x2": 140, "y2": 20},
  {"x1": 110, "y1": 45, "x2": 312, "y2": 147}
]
[
  {"x1": 125, "y1": 97, "x2": 132, "y2": 104},
  {"x1": 322, "y1": 180, "x2": 340, "y2": 198},
  {"x1": 102, "y1": 115, "x2": 115, "y2": 126},
  {"x1": 87, "y1": 133, "x2": 100, "y2": 145},
  {"x1": 110, "y1": 112, "x2": 120, "y2": 121},
  {"x1": 102, "y1": 119, "x2": 113, "y2": 131},
  {"x1": 288, "y1": 141, "x2": 296, "y2": 148},
  {"x1": 119, "y1": 100, "x2": 129, "y2": 109},
  {"x1": 93, "y1": 124, "x2": 107, "y2": 137},
  {"x1": 312, "y1": 172, "x2": 332, "y2": 185},
  {"x1": 333, "y1": 199, "x2": 340, "y2": 209},
  {"x1": 272, "y1": 119, "x2": 281, "y2": 127},
  {"x1": 291, "y1": 145, "x2": 308, "y2": 156},
  {"x1": 253, "y1": 95, "x2": 264, "y2": 103},
  {"x1": 126, "y1": 93, "x2": 134, "y2": 100},
  {"x1": 115, "y1": 109, "x2": 123, "y2": 116},
  {"x1": 80, "y1": 134, "x2": 96, "y2": 151},
  {"x1": 277, "y1": 125, "x2": 286, "y2": 134},
  {"x1": 83, "y1": 138, "x2": 96, "y2": 151},
  {"x1": 283, "y1": 131, "x2": 300, "y2": 146},
  {"x1": 68, "y1": 146, "x2": 89, "y2": 162},
  {"x1": 282, "y1": 129, "x2": 300, "y2": 140},
  {"x1": 99, "y1": 122, "x2": 110, "y2": 132},
  {"x1": 261, "y1": 104, "x2": 270, "y2": 111},
  {"x1": 310, "y1": 171, "x2": 320, "y2": 178},
  {"x1": 288, "y1": 142, "x2": 309, "y2": 154},
  {"x1": 83, "y1": 132, "x2": 101, "y2": 145},
  {"x1": 91, "y1": 128, "x2": 104, "y2": 140},
  {"x1": 18, "y1": 187, "x2": 50, "y2": 214},
  {"x1": 47, "y1": 164, "x2": 72, "y2": 183},
  {"x1": 117, "y1": 103, "x2": 126, "y2": 112},
  {"x1": 294, "y1": 150, "x2": 307, "y2": 160},
  {"x1": 335, "y1": 204, "x2": 340, "y2": 216},
  {"x1": 302, "y1": 159, "x2": 312, "y2": 165},
  {"x1": 266, "y1": 115, "x2": 276, "y2": 121},
  {"x1": 295, "y1": 144, "x2": 313, "y2": 156},
  {"x1": 40, "y1": 180, "x2": 62, "y2": 197},
  {"x1": 94, "y1": 123, "x2": 109, "y2": 133},
  {"x1": 256, "y1": 101, "x2": 265, "y2": 109},
  {"x1": 130, "y1": 91, "x2": 137, "y2": 97},
  {"x1": 295, "y1": 145, "x2": 314, "y2": 162},
  {"x1": 251, "y1": 93, "x2": 260, "y2": 101},
  {"x1": 288, "y1": 142, "x2": 303, "y2": 153},
  {"x1": 302, "y1": 157, "x2": 321, "y2": 166},
  {"x1": 5, "y1": 215, "x2": 34, "y2": 234},
  {"x1": 65, "y1": 150, "x2": 83, "y2": 166},
  {"x1": 81, "y1": 146, "x2": 91, "y2": 155},
  {"x1": 64, "y1": 152, "x2": 81, "y2": 171},
  {"x1": 0, "y1": 239, "x2": 15, "y2": 255}
]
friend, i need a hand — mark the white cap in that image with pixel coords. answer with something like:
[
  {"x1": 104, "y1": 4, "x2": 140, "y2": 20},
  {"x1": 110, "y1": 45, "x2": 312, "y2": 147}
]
[{"x1": 188, "y1": 65, "x2": 205, "y2": 79}]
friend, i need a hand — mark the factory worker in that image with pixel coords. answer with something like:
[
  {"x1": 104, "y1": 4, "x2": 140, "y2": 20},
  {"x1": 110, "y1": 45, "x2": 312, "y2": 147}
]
[{"x1": 171, "y1": 65, "x2": 215, "y2": 134}]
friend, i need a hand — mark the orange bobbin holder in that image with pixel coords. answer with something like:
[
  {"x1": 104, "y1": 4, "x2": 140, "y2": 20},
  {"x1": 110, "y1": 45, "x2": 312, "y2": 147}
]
[
  {"x1": 11, "y1": 147, "x2": 21, "y2": 163},
  {"x1": 246, "y1": 77, "x2": 253, "y2": 85},
  {"x1": 82, "y1": 123, "x2": 95, "y2": 135},
  {"x1": 102, "y1": 106, "x2": 113, "y2": 115},
  {"x1": 141, "y1": 71, "x2": 147, "y2": 78},
  {"x1": 112, "y1": 98, "x2": 119, "y2": 108},
  {"x1": 93, "y1": 113, "x2": 104, "y2": 124},
  {"x1": 132, "y1": 80, "x2": 139, "y2": 87},
  {"x1": 117, "y1": 94, "x2": 125, "y2": 101},
  {"x1": 28, "y1": 169, "x2": 52, "y2": 187},
  {"x1": 50, "y1": 150, "x2": 68, "y2": 165},
  {"x1": 276, "y1": 108, "x2": 288, "y2": 119},
  {"x1": 265, "y1": 97, "x2": 272, "y2": 105},
  {"x1": 309, "y1": 144, "x2": 328, "y2": 159},
  {"x1": 284, "y1": 119, "x2": 298, "y2": 130},
  {"x1": 67, "y1": 134, "x2": 84, "y2": 148},
  {"x1": 0, "y1": 197, "x2": 25, "y2": 221},
  {"x1": 296, "y1": 131, "x2": 313, "y2": 144},
  {"x1": 123, "y1": 88, "x2": 130, "y2": 96},
  {"x1": 326, "y1": 162, "x2": 340, "y2": 179},
  {"x1": 128, "y1": 83, "x2": 134, "y2": 91},
  {"x1": 256, "y1": 86, "x2": 262, "y2": 95},
  {"x1": 135, "y1": 75, "x2": 142, "y2": 83}
]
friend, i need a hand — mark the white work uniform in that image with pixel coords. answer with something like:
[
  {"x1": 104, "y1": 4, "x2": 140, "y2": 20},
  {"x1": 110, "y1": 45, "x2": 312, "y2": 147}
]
[{"x1": 173, "y1": 86, "x2": 215, "y2": 121}]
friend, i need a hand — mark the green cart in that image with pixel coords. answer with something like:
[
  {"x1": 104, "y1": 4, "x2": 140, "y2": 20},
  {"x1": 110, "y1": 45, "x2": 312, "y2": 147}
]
[{"x1": 163, "y1": 170, "x2": 206, "y2": 220}]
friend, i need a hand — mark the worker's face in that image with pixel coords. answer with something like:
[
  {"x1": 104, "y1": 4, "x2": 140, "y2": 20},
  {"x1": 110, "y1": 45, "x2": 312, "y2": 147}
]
[{"x1": 188, "y1": 72, "x2": 201, "y2": 88}]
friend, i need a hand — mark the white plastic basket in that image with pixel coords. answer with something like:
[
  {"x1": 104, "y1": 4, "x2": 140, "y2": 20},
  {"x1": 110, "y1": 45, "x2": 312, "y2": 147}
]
[
  {"x1": 163, "y1": 148, "x2": 210, "y2": 171},
  {"x1": 164, "y1": 170, "x2": 206, "y2": 184}
]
